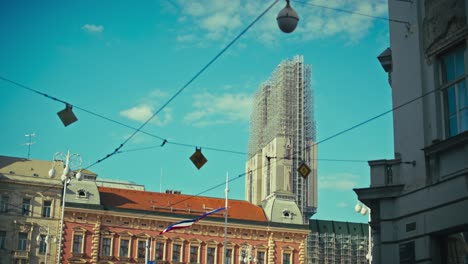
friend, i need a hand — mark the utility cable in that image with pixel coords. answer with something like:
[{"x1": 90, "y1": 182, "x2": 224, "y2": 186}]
[
  {"x1": 2, "y1": 81, "x2": 438, "y2": 219},
  {"x1": 292, "y1": 0, "x2": 410, "y2": 26},
  {"x1": 0, "y1": 76, "x2": 246, "y2": 155},
  {"x1": 164, "y1": 86, "x2": 440, "y2": 209},
  {"x1": 2, "y1": 0, "x2": 431, "y2": 223},
  {"x1": 83, "y1": 0, "x2": 281, "y2": 170},
  {"x1": 3, "y1": 86, "x2": 434, "y2": 224},
  {"x1": 0, "y1": 76, "x2": 164, "y2": 141}
]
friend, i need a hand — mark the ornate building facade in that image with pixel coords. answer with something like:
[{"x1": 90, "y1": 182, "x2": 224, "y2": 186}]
[
  {"x1": 63, "y1": 186, "x2": 309, "y2": 264},
  {"x1": 1, "y1": 155, "x2": 309, "y2": 264},
  {"x1": 0, "y1": 155, "x2": 69, "y2": 264}
]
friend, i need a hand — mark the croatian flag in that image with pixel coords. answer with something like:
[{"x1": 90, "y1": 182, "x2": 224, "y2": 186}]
[{"x1": 159, "y1": 207, "x2": 226, "y2": 235}]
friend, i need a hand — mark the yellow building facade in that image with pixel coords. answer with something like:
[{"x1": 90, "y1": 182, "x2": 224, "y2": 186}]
[{"x1": 0, "y1": 155, "x2": 69, "y2": 264}]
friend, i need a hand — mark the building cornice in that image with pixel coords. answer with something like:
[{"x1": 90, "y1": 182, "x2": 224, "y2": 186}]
[{"x1": 353, "y1": 185, "x2": 405, "y2": 207}]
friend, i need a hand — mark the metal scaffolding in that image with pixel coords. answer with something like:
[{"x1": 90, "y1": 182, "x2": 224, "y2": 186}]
[
  {"x1": 248, "y1": 55, "x2": 315, "y2": 155},
  {"x1": 247, "y1": 55, "x2": 317, "y2": 222},
  {"x1": 308, "y1": 232, "x2": 369, "y2": 264}
]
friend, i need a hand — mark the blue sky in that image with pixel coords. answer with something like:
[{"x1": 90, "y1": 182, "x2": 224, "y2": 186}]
[{"x1": 0, "y1": 0, "x2": 394, "y2": 223}]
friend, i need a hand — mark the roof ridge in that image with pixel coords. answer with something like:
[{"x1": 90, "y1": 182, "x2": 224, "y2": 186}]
[{"x1": 97, "y1": 186, "x2": 260, "y2": 203}]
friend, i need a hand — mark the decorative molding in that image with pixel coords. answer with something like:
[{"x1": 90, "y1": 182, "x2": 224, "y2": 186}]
[
  {"x1": 423, "y1": 0, "x2": 467, "y2": 57},
  {"x1": 91, "y1": 219, "x2": 101, "y2": 263},
  {"x1": 117, "y1": 231, "x2": 133, "y2": 237}
]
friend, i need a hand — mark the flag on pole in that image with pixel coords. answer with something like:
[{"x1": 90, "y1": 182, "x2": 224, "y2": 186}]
[{"x1": 159, "y1": 207, "x2": 225, "y2": 235}]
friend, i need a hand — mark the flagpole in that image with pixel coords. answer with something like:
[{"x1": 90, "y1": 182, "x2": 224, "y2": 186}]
[{"x1": 223, "y1": 172, "x2": 229, "y2": 264}]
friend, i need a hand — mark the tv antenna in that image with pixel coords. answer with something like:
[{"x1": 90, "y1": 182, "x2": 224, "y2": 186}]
[{"x1": 23, "y1": 132, "x2": 36, "y2": 159}]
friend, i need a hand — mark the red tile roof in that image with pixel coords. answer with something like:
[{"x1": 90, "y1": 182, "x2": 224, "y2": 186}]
[{"x1": 98, "y1": 187, "x2": 267, "y2": 222}]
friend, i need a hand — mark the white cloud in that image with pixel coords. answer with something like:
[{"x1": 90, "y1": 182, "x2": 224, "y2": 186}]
[
  {"x1": 122, "y1": 132, "x2": 147, "y2": 144},
  {"x1": 297, "y1": 0, "x2": 388, "y2": 43},
  {"x1": 175, "y1": 0, "x2": 387, "y2": 45},
  {"x1": 319, "y1": 173, "x2": 359, "y2": 190},
  {"x1": 81, "y1": 24, "x2": 104, "y2": 34},
  {"x1": 119, "y1": 89, "x2": 173, "y2": 126},
  {"x1": 176, "y1": 34, "x2": 197, "y2": 43},
  {"x1": 337, "y1": 202, "x2": 349, "y2": 208},
  {"x1": 184, "y1": 92, "x2": 252, "y2": 127},
  {"x1": 149, "y1": 89, "x2": 169, "y2": 98},
  {"x1": 120, "y1": 104, "x2": 172, "y2": 126},
  {"x1": 120, "y1": 104, "x2": 153, "y2": 122}
]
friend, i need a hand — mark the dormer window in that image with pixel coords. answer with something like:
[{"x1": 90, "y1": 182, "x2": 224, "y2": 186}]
[
  {"x1": 84, "y1": 174, "x2": 96, "y2": 181},
  {"x1": 77, "y1": 189, "x2": 88, "y2": 199},
  {"x1": 282, "y1": 209, "x2": 292, "y2": 219}
]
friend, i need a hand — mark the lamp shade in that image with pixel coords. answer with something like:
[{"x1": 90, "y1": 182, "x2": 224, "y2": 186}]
[
  {"x1": 75, "y1": 171, "x2": 83, "y2": 181},
  {"x1": 355, "y1": 202, "x2": 362, "y2": 213},
  {"x1": 277, "y1": 2, "x2": 299, "y2": 33},
  {"x1": 48, "y1": 168, "x2": 56, "y2": 178}
]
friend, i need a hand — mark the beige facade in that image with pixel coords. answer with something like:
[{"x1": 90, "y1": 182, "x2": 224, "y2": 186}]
[{"x1": 0, "y1": 155, "x2": 66, "y2": 264}]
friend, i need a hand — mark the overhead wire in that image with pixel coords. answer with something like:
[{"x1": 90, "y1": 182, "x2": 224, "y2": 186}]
[
  {"x1": 292, "y1": 0, "x2": 410, "y2": 26},
  {"x1": 2, "y1": 80, "x2": 438, "y2": 231},
  {"x1": 2, "y1": 70, "x2": 433, "y2": 222},
  {"x1": 0, "y1": 0, "x2": 403, "y2": 163},
  {"x1": 164, "y1": 85, "x2": 440, "y2": 209},
  {"x1": 0, "y1": 0, "x2": 280, "y2": 165},
  {"x1": 1, "y1": 0, "x2": 426, "y2": 227},
  {"x1": 0, "y1": 76, "x2": 247, "y2": 156},
  {"x1": 83, "y1": 0, "x2": 282, "y2": 170}
]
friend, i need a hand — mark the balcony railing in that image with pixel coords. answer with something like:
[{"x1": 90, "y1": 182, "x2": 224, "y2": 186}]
[{"x1": 14, "y1": 250, "x2": 30, "y2": 258}]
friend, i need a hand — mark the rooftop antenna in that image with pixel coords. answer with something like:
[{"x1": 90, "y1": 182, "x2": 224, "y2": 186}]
[{"x1": 23, "y1": 132, "x2": 36, "y2": 159}]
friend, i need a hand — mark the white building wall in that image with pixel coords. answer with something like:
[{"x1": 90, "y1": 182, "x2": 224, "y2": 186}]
[
  {"x1": 389, "y1": 0, "x2": 428, "y2": 190},
  {"x1": 355, "y1": 1, "x2": 468, "y2": 264}
]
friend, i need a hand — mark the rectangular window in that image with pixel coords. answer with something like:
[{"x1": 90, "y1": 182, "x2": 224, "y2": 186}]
[
  {"x1": 156, "y1": 242, "x2": 164, "y2": 260},
  {"x1": 17, "y1": 232, "x2": 27, "y2": 250},
  {"x1": 22, "y1": 198, "x2": 31, "y2": 216},
  {"x1": 172, "y1": 244, "x2": 181, "y2": 261},
  {"x1": 0, "y1": 231, "x2": 6, "y2": 249},
  {"x1": 257, "y1": 251, "x2": 265, "y2": 264},
  {"x1": 119, "y1": 239, "x2": 129, "y2": 257},
  {"x1": 101, "y1": 237, "x2": 111, "y2": 256},
  {"x1": 283, "y1": 252, "x2": 291, "y2": 264},
  {"x1": 441, "y1": 46, "x2": 468, "y2": 137},
  {"x1": 399, "y1": 241, "x2": 415, "y2": 264},
  {"x1": 38, "y1": 234, "x2": 47, "y2": 254},
  {"x1": 207, "y1": 247, "x2": 215, "y2": 264},
  {"x1": 137, "y1": 240, "x2": 146, "y2": 258},
  {"x1": 189, "y1": 245, "x2": 198, "y2": 263},
  {"x1": 42, "y1": 201, "x2": 51, "y2": 218},
  {"x1": 72, "y1": 234, "x2": 83, "y2": 253},
  {"x1": 225, "y1": 248, "x2": 232, "y2": 264},
  {"x1": 0, "y1": 196, "x2": 9, "y2": 212}
]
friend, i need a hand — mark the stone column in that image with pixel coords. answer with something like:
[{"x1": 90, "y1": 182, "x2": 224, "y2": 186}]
[
  {"x1": 299, "y1": 239, "x2": 305, "y2": 264},
  {"x1": 268, "y1": 233, "x2": 275, "y2": 264},
  {"x1": 91, "y1": 216, "x2": 101, "y2": 264}
]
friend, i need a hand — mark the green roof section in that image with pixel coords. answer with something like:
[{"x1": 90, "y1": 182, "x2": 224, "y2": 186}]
[
  {"x1": 348, "y1": 222, "x2": 365, "y2": 236},
  {"x1": 309, "y1": 219, "x2": 368, "y2": 236},
  {"x1": 333, "y1": 221, "x2": 349, "y2": 235}
]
